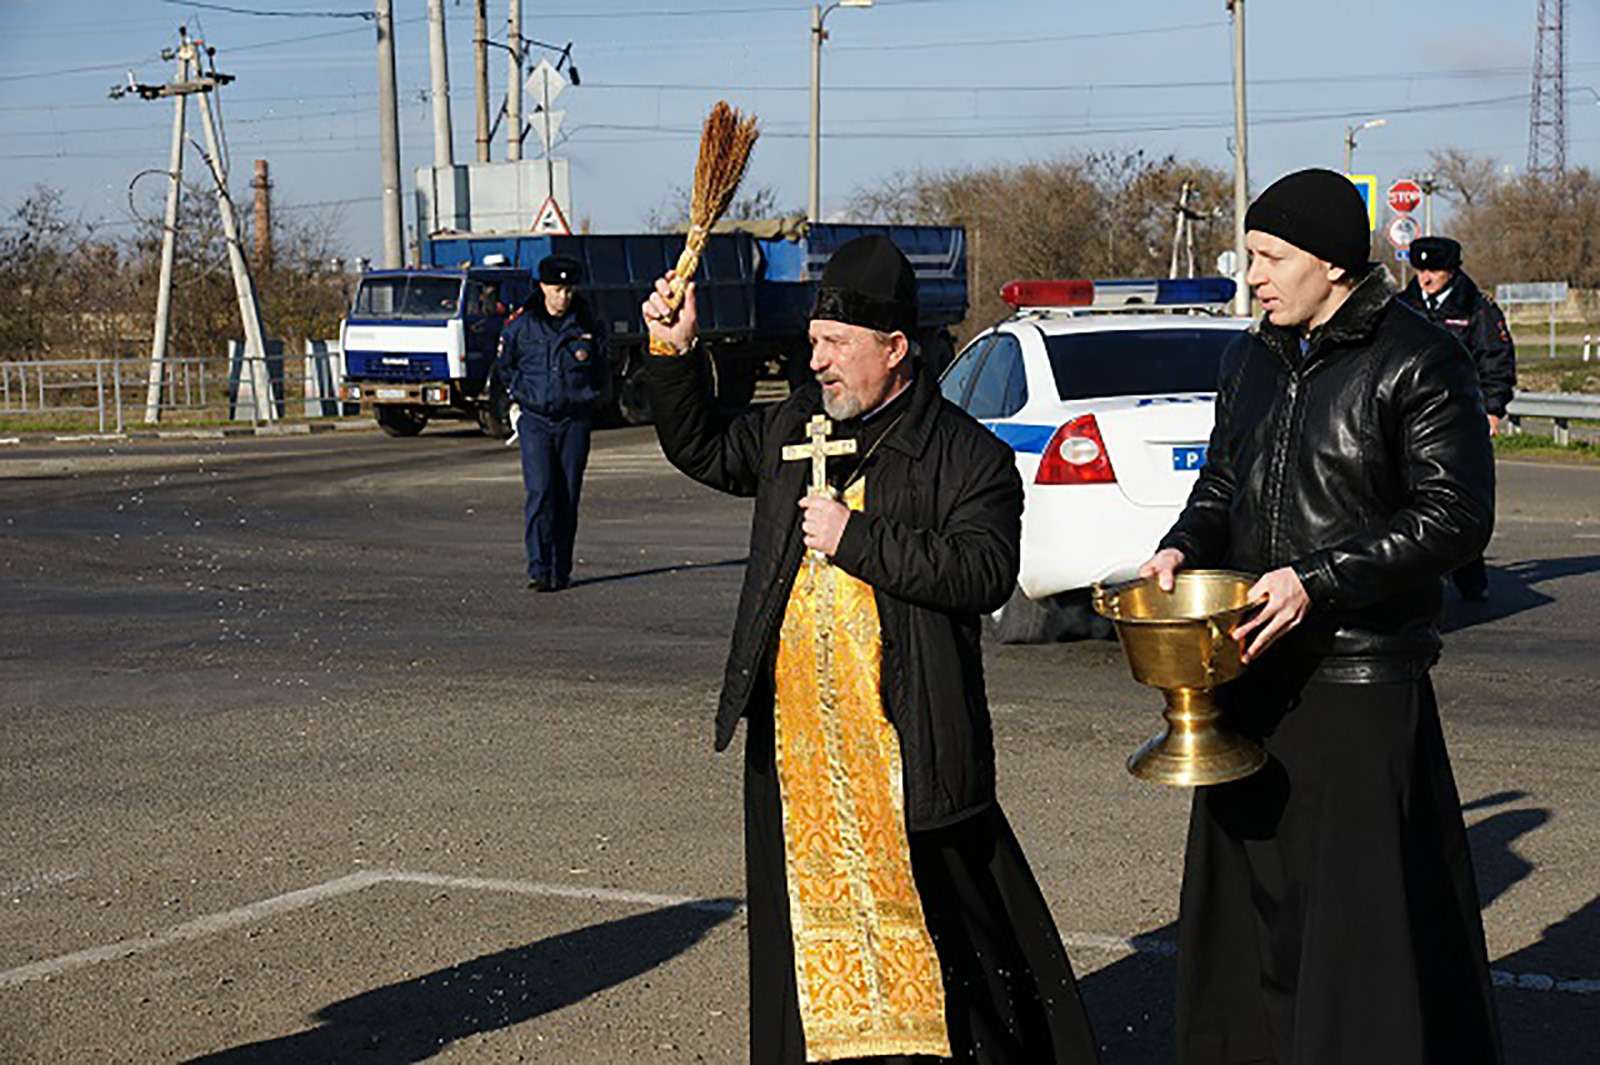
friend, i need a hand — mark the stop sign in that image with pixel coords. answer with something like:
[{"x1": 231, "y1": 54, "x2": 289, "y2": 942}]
[{"x1": 1387, "y1": 179, "x2": 1423, "y2": 214}]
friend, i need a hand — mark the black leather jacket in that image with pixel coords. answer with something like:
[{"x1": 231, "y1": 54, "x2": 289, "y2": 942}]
[{"x1": 1160, "y1": 270, "x2": 1495, "y2": 681}]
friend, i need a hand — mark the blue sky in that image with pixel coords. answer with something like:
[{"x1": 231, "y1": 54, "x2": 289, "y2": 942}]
[{"x1": 2, "y1": 0, "x2": 1597, "y2": 260}]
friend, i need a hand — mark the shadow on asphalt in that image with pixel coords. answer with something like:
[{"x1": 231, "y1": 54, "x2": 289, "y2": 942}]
[
  {"x1": 569, "y1": 557, "x2": 748, "y2": 589},
  {"x1": 183, "y1": 898, "x2": 737, "y2": 1064},
  {"x1": 1442, "y1": 555, "x2": 1600, "y2": 633},
  {"x1": 1077, "y1": 790, "x2": 1598, "y2": 1064}
]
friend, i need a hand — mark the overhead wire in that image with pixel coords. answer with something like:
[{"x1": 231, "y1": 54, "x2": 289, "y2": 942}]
[{"x1": 157, "y1": 0, "x2": 372, "y2": 18}]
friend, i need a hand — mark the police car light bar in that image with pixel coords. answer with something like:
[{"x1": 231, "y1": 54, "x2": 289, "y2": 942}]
[
  {"x1": 1000, "y1": 277, "x2": 1236, "y2": 310},
  {"x1": 1000, "y1": 280, "x2": 1094, "y2": 308}
]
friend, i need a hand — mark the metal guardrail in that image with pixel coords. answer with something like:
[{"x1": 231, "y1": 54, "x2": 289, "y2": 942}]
[{"x1": 1506, "y1": 392, "x2": 1600, "y2": 446}]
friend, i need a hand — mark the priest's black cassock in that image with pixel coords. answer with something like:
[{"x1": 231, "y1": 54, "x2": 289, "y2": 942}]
[{"x1": 646, "y1": 236, "x2": 1099, "y2": 1064}]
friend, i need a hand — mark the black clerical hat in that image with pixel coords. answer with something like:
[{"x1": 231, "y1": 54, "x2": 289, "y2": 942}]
[
  {"x1": 538, "y1": 254, "x2": 583, "y2": 285},
  {"x1": 810, "y1": 234, "x2": 918, "y2": 335},
  {"x1": 1409, "y1": 236, "x2": 1462, "y2": 271}
]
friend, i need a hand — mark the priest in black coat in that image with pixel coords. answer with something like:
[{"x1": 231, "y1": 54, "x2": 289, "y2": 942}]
[
  {"x1": 1142, "y1": 170, "x2": 1503, "y2": 1065},
  {"x1": 641, "y1": 236, "x2": 1098, "y2": 1065}
]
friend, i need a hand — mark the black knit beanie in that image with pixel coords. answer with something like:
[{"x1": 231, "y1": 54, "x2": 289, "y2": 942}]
[{"x1": 1244, "y1": 168, "x2": 1371, "y2": 273}]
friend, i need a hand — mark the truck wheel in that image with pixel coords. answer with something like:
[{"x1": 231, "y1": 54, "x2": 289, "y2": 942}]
[
  {"x1": 477, "y1": 380, "x2": 514, "y2": 439},
  {"x1": 617, "y1": 361, "x2": 654, "y2": 426},
  {"x1": 375, "y1": 404, "x2": 428, "y2": 437}
]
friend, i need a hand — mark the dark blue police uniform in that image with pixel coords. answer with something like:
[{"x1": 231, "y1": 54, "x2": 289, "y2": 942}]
[
  {"x1": 494, "y1": 258, "x2": 608, "y2": 590},
  {"x1": 1398, "y1": 236, "x2": 1515, "y2": 602}
]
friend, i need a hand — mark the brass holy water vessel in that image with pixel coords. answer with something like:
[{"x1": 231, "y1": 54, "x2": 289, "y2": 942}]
[{"x1": 1092, "y1": 570, "x2": 1267, "y2": 787}]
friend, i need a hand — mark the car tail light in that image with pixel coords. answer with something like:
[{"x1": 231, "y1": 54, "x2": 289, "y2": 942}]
[{"x1": 1036, "y1": 414, "x2": 1116, "y2": 485}]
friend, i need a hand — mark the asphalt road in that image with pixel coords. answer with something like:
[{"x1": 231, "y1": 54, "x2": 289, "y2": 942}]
[{"x1": 2, "y1": 424, "x2": 1598, "y2": 1064}]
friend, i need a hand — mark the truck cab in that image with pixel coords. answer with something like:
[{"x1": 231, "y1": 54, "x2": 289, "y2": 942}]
[{"x1": 339, "y1": 266, "x2": 532, "y2": 436}]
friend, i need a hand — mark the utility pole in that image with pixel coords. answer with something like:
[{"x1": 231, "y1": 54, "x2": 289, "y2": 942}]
[
  {"x1": 1418, "y1": 172, "x2": 1438, "y2": 236},
  {"x1": 142, "y1": 42, "x2": 190, "y2": 424},
  {"x1": 473, "y1": 0, "x2": 490, "y2": 162},
  {"x1": 1169, "y1": 182, "x2": 1191, "y2": 280},
  {"x1": 541, "y1": 68, "x2": 555, "y2": 207},
  {"x1": 119, "y1": 31, "x2": 275, "y2": 422},
  {"x1": 1227, "y1": 0, "x2": 1249, "y2": 316},
  {"x1": 375, "y1": 0, "x2": 403, "y2": 268},
  {"x1": 808, "y1": 4, "x2": 823, "y2": 221},
  {"x1": 427, "y1": 0, "x2": 454, "y2": 168},
  {"x1": 251, "y1": 159, "x2": 272, "y2": 268},
  {"x1": 193, "y1": 51, "x2": 276, "y2": 422},
  {"x1": 507, "y1": 0, "x2": 523, "y2": 161}
]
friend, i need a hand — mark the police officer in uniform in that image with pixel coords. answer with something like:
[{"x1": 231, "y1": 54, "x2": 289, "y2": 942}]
[
  {"x1": 495, "y1": 255, "x2": 608, "y2": 591},
  {"x1": 1398, "y1": 236, "x2": 1515, "y2": 601}
]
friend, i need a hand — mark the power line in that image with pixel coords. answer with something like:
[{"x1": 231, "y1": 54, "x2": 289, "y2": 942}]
[
  {"x1": 8, "y1": 88, "x2": 1562, "y2": 146},
  {"x1": 0, "y1": 57, "x2": 160, "y2": 84},
  {"x1": 157, "y1": 0, "x2": 372, "y2": 18},
  {"x1": 833, "y1": 20, "x2": 1227, "y2": 51}
]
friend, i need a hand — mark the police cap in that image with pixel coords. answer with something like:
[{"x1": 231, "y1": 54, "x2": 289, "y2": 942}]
[
  {"x1": 538, "y1": 255, "x2": 583, "y2": 286},
  {"x1": 1409, "y1": 236, "x2": 1462, "y2": 272}
]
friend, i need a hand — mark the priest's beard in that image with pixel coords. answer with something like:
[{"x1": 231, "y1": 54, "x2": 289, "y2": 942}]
[{"x1": 820, "y1": 387, "x2": 865, "y2": 421}]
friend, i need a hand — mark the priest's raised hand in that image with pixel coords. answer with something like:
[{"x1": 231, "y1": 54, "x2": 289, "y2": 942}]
[{"x1": 642, "y1": 271, "x2": 698, "y2": 356}]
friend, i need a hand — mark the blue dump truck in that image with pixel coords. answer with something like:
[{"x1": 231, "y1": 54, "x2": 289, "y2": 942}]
[{"x1": 338, "y1": 222, "x2": 966, "y2": 435}]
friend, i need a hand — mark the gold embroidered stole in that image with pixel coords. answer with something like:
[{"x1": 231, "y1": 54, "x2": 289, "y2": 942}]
[{"x1": 772, "y1": 478, "x2": 951, "y2": 1062}]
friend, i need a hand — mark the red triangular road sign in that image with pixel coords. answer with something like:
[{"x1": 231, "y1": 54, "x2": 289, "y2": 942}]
[{"x1": 532, "y1": 196, "x2": 571, "y2": 235}]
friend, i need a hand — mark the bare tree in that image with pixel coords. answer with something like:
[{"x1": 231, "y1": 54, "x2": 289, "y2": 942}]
[
  {"x1": 846, "y1": 152, "x2": 1235, "y2": 335},
  {"x1": 0, "y1": 184, "x2": 353, "y2": 364},
  {"x1": 1427, "y1": 149, "x2": 1503, "y2": 208},
  {"x1": 644, "y1": 182, "x2": 799, "y2": 232}
]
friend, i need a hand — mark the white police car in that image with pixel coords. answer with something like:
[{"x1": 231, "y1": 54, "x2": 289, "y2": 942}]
[{"x1": 938, "y1": 277, "x2": 1251, "y2": 642}]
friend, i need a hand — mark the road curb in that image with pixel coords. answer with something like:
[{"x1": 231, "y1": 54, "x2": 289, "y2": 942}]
[{"x1": 0, "y1": 420, "x2": 379, "y2": 446}]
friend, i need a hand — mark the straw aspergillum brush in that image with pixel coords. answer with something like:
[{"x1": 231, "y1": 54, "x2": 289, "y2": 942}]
[{"x1": 649, "y1": 101, "x2": 760, "y2": 349}]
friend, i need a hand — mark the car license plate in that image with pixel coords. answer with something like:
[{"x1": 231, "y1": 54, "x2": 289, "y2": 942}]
[
  {"x1": 1171, "y1": 445, "x2": 1207, "y2": 471},
  {"x1": 375, "y1": 387, "x2": 409, "y2": 400}
]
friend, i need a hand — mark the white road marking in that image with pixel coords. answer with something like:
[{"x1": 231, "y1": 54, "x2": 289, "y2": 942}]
[
  {"x1": 0, "y1": 871, "x2": 383, "y2": 990},
  {"x1": 3, "y1": 870, "x2": 82, "y2": 898},
  {"x1": 1, "y1": 869, "x2": 1592, "y2": 996},
  {"x1": 463, "y1": 444, "x2": 673, "y2": 484}
]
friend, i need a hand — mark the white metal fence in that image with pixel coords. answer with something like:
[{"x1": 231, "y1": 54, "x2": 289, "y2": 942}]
[{"x1": 0, "y1": 343, "x2": 350, "y2": 434}]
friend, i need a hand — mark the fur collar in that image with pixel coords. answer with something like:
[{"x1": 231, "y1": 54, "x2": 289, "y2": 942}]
[{"x1": 1257, "y1": 267, "x2": 1396, "y2": 369}]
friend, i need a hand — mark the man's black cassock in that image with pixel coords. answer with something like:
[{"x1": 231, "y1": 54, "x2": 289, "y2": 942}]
[
  {"x1": 646, "y1": 351, "x2": 1099, "y2": 1065},
  {"x1": 1160, "y1": 270, "x2": 1503, "y2": 1065},
  {"x1": 1176, "y1": 662, "x2": 1500, "y2": 1064}
]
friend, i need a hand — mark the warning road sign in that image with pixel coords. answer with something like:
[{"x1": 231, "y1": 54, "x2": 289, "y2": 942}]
[{"x1": 532, "y1": 196, "x2": 572, "y2": 235}]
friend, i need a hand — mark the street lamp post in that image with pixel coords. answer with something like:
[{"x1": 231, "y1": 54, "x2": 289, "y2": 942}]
[
  {"x1": 809, "y1": 0, "x2": 872, "y2": 222},
  {"x1": 1343, "y1": 117, "x2": 1387, "y2": 173}
]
